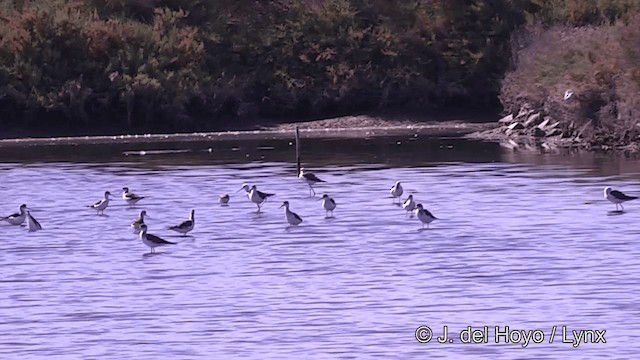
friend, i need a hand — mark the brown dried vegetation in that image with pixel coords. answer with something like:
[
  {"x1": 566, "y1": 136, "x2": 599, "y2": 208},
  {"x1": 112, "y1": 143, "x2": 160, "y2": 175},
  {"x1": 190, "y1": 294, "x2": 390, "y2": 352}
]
[{"x1": 500, "y1": 12, "x2": 640, "y2": 148}]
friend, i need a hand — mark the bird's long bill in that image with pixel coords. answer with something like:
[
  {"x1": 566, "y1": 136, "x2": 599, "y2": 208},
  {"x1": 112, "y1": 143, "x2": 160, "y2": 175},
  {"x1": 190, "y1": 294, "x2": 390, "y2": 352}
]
[
  {"x1": 279, "y1": 204, "x2": 284, "y2": 208},
  {"x1": 316, "y1": 198, "x2": 323, "y2": 201},
  {"x1": 236, "y1": 188, "x2": 243, "y2": 193}
]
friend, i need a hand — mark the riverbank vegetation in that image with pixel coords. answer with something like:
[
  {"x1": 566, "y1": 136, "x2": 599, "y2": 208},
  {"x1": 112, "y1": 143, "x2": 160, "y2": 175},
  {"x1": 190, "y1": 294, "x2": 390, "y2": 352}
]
[
  {"x1": 0, "y1": 0, "x2": 639, "y2": 145},
  {"x1": 501, "y1": 1, "x2": 640, "y2": 149}
]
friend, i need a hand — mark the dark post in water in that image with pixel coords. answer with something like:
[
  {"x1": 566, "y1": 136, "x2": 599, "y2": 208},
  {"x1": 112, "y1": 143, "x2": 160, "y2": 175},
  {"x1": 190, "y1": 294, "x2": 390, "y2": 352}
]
[{"x1": 295, "y1": 126, "x2": 301, "y2": 176}]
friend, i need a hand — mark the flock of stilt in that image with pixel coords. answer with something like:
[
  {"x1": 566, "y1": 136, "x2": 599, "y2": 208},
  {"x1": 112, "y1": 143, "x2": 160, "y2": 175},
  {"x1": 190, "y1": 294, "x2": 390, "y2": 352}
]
[{"x1": 1, "y1": 168, "x2": 637, "y2": 253}]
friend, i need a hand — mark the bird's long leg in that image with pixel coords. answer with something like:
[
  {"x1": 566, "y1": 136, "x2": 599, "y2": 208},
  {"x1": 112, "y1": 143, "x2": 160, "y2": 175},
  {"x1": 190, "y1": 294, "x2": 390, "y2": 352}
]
[{"x1": 621, "y1": 203, "x2": 625, "y2": 211}]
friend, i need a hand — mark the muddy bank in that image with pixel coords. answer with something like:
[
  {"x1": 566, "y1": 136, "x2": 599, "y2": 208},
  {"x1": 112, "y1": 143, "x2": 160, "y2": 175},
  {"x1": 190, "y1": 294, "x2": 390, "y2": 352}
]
[
  {"x1": 466, "y1": 103, "x2": 640, "y2": 153},
  {"x1": 0, "y1": 116, "x2": 497, "y2": 148},
  {"x1": 465, "y1": 104, "x2": 583, "y2": 151}
]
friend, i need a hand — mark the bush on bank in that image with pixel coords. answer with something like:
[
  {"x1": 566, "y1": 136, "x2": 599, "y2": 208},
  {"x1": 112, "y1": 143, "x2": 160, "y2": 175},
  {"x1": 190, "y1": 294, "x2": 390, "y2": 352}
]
[
  {"x1": 0, "y1": 0, "x2": 639, "y2": 143},
  {"x1": 0, "y1": 0, "x2": 526, "y2": 133},
  {"x1": 500, "y1": 4, "x2": 640, "y2": 148}
]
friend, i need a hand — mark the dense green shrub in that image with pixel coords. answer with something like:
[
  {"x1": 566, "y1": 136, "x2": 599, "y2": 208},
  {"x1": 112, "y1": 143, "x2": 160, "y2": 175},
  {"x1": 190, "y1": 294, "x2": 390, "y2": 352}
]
[{"x1": 0, "y1": 0, "x2": 638, "y2": 135}]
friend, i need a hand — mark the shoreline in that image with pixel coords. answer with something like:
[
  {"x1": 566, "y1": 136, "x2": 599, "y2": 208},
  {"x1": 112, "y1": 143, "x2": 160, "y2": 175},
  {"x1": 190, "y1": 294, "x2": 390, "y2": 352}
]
[{"x1": 0, "y1": 117, "x2": 498, "y2": 148}]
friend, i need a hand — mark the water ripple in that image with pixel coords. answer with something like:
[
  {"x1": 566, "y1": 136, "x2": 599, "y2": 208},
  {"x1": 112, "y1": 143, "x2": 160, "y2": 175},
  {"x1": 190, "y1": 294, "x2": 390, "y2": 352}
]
[{"x1": 0, "y1": 141, "x2": 639, "y2": 359}]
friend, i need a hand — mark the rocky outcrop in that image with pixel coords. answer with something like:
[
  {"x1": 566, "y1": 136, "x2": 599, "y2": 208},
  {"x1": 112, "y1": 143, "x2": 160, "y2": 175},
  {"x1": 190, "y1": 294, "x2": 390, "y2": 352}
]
[{"x1": 468, "y1": 102, "x2": 587, "y2": 150}]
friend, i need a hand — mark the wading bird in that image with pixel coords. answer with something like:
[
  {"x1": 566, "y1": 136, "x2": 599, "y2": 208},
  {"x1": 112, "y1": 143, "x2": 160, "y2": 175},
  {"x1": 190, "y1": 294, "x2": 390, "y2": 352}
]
[
  {"x1": 238, "y1": 184, "x2": 275, "y2": 212},
  {"x1": 139, "y1": 224, "x2": 175, "y2": 253},
  {"x1": 299, "y1": 168, "x2": 325, "y2": 196},
  {"x1": 280, "y1": 201, "x2": 303, "y2": 226},
  {"x1": 415, "y1": 204, "x2": 438, "y2": 229},
  {"x1": 318, "y1": 194, "x2": 336, "y2": 217},
  {"x1": 131, "y1": 210, "x2": 147, "y2": 231},
  {"x1": 89, "y1": 191, "x2": 112, "y2": 215},
  {"x1": 604, "y1": 187, "x2": 638, "y2": 211},
  {"x1": 169, "y1": 209, "x2": 195, "y2": 236},
  {"x1": 390, "y1": 181, "x2": 403, "y2": 203},
  {"x1": 122, "y1": 187, "x2": 145, "y2": 207},
  {"x1": 1, "y1": 204, "x2": 29, "y2": 225},
  {"x1": 402, "y1": 194, "x2": 416, "y2": 217}
]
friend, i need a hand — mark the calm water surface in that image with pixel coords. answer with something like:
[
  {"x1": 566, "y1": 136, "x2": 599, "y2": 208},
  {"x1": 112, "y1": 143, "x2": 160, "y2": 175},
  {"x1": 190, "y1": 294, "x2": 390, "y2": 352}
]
[{"x1": 1, "y1": 136, "x2": 640, "y2": 359}]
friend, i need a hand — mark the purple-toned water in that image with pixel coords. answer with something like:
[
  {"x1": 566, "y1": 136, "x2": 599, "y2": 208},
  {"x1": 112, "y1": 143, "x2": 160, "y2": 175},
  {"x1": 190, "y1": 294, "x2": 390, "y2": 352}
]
[{"x1": 0, "y1": 137, "x2": 638, "y2": 359}]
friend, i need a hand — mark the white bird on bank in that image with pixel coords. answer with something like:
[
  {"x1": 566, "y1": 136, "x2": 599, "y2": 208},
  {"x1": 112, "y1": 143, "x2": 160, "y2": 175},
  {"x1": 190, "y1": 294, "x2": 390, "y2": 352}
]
[
  {"x1": 122, "y1": 187, "x2": 145, "y2": 207},
  {"x1": 402, "y1": 194, "x2": 416, "y2": 216},
  {"x1": 238, "y1": 184, "x2": 275, "y2": 212},
  {"x1": 604, "y1": 186, "x2": 638, "y2": 211},
  {"x1": 131, "y1": 210, "x2": 147, "y2": 231},
  {"x1": 26, "y1": 211, "x2": 42, "y2": 232},
  {"x1": 564, "y1": 89, "x2": 574, "y2": 101},
  {"x1": 139, "y1": 224, "x2": 176, "y2": 253},
  {"x1": 318, "y1": 194, "x2": 336, "y2": 217},
  {"x1": 390, "y1": 181, "x2": 403, "y2": 203},
  {"x1": 299, "y1": 168, "x2": 325, "y2": 196},
  {"x1": 169, "y1": 209, "x2": 195, "y2": 236},
  {"x1": 89, "y1": 191, "x2": 113, "y2": 215},
  {"x1": 280, "y1": 201, "x2": 303, "y2": 226},
  {"x1": 415, "y1": 204, "x2": 438, "y2": 229},
  {"x1": 1, "y1": 204, "x2": 29, "y2": 225}
]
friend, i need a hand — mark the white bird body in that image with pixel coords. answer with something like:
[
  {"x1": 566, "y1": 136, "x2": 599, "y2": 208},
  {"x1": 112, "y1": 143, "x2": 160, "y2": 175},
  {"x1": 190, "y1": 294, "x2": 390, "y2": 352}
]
[
  {"x1": 604, "y1": 186, "x2": 638, "y2": 211},
  {"x1": 390, "y1": 181, "x2": 403, "y2": 202},
  {"x1": 415, "y1": 204, "x2": 437, "y2": 229},
  {"x1": 402, "y1": 195, "x2": 416, "y2": 215},
  {"x1": 122, "y1": 187, "x2": 145, "y2": 206},
  {"x1": 26, "y1": 211, "x2": 42, "y2": 232},
  {"x1": 280, "y1": 201, "x2": 303, "y2": 226},
  {"x1": 319, "y1": 194, "x2": 336, "y2": 217},
  {"x1": 239, "y1": 184, "x2": 274, "y2": 211},
  {"x1": 564, "y1": 90, "x2": 573, "y2": 101},
  {"x1": 139, "y1": 224, "x2": 175, "y2": 253},
  {"x1": 89, "y1": 191, "x2": 112, "y2": 215},
  {"x1": 1, "y1": 204, "x2": 28, "y2": 225},
  {"x1": 169, "y1": 209, "x2": 195, "y2": 236},
  {"x1": 299, "y1": 168, "x2": 325, "y2": 196}
]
